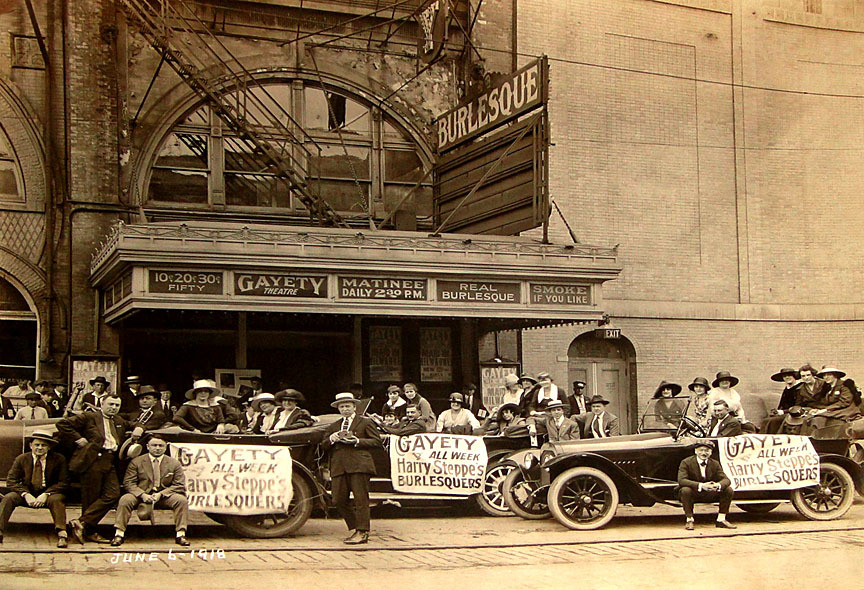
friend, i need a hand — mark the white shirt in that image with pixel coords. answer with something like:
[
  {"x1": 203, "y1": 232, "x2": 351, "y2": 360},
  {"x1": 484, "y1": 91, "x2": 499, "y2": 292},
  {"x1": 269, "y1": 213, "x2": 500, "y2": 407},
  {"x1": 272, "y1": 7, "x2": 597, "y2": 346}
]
[
  {"x1": 537, "y1": 384, "x2": 561, "y2": 405},
  {"x1": 591, "y1": 413, "x2": 607, "y2": 438},
  {"x1": 260, "y1": 410, "x2": 279, "y2": 433},
  {"x1": 706, "y1": 388, "x2": 746, "y2": 423},
  {"x1": 102, "y1": 414, "x2": 118, "y2": 450}
]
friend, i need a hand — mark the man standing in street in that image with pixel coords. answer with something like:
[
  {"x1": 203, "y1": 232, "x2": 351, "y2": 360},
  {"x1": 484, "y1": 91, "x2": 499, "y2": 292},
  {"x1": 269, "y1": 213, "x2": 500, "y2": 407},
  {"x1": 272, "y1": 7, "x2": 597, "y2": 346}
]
[
  {"x1": 57, "y1": 394, "x2": 133, "y2": 543},
  {"x1": 678, "y1": 440, "x2": 736, "y2": 530},
  {"x1": 111, "y1": 435, "x2": 190, "y2": 547},
  {"x1": 0, "y1": 430, "x2": 70, "y2": 547},
  {"x1": 322, "y1": 392, "x2": 382, "y2": 545}
]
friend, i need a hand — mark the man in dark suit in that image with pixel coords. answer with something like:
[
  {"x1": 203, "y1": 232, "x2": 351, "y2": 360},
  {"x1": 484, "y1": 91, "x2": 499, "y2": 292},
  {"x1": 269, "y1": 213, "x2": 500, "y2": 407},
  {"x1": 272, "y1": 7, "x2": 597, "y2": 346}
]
[
  {"x1": 463, "y1": 383, "x2": 488, "y2": 421},
  {"x1": 57, "y1": 394, "x2": 135, "y2": 543},
  {"x1": 0, "y1": 430, "x2": 69, "y2": 547},
  {"x1": 706, "y1": 400, "x2": 743, "y2": 437},
  {"x1": 111, "y1": 435, "x2": 190, "y2": 547},
  {"x1": 322, "y1": 392, "x2": 382, "y2": 545},
  {"x1": 584, "y1": 395, "x2": 620, "y2": 438},
  {"x1": 376, "y1": 403, "x2": 428, "y2": 436},
  {"x1": 122, "y1": 385, "x2": 167, "y2": 432},
  {"x1": 568, "y1": 380, "x2": 589, "y2": 416},
  {"x1": 157, "y1": 385, "x2": 177, "y2": 422},
  {"x1": 678, "y1": 439, "x2": 736, "y2": 530}
]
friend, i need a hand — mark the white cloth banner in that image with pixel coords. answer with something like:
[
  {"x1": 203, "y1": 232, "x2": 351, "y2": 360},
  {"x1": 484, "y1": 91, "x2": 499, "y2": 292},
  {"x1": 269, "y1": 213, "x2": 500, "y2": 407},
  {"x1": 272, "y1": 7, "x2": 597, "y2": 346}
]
[
  {"x1": 390, "y1": 433, "x2": 487, "y2": 495},
  {"x1": 170, "y1": 442, "x2": 292, "y2": 514},
  {"x1": 718, "y1": 434, "x2": 819, "y2": 491}
]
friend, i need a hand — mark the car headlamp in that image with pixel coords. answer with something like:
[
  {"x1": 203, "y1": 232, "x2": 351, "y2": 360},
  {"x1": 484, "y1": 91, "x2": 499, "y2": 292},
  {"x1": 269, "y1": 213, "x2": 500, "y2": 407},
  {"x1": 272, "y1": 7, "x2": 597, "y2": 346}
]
[
  {"x1": 540, "y1": 450, "x2": 555, "y2": 465},
  {"x1": 523, "y1": 453, "x2": 539, "y2": 470}
]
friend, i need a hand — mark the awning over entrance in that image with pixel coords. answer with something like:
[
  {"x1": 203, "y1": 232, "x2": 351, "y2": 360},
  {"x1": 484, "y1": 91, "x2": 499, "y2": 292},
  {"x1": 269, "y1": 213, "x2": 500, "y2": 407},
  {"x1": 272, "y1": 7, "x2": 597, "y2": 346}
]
[{"x1": 89, "y1": 222, "x2": 621, "y2": 325}]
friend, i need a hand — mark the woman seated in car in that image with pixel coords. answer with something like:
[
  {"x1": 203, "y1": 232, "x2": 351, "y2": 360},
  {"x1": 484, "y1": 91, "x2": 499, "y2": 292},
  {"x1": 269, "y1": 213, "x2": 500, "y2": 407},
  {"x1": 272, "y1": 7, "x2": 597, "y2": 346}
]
[
  {"x1": 803, "y1": 367, "x2": 862, "y2": 435},
  {"x1": 437, "y1": 392, "x2": 481, "y2": 434},
  {"x1": 481, "y1": 403, "x2": 528, "y2": 436},
  {"x1": 172, "y1": 379, "x2": 229, "y2": 434},
  {"x1": 270, "y1": 389, "x2": 315, "y2": 433},
  {"x1": 653, "y1": 380, "x2": 684, "y2": 427}
]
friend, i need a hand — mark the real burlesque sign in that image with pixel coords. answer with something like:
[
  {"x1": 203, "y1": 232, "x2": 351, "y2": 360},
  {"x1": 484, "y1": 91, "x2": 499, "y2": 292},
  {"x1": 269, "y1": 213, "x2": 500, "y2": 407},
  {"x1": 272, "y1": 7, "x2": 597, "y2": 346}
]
[
  {"x1": 170, "y1": 443, "x2": 293, "y2": 514},
  {"x1": 718, "y1": 435, "x2": 819, "y2": 491},
  {"x1": 390, "y1": 433, "x2": 488, "y2": 495}
]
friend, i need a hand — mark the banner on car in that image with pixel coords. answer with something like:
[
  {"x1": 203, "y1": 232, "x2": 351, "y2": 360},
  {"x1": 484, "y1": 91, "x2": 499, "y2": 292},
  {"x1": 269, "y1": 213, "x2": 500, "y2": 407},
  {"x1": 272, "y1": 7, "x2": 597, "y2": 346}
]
[
  {"x1": 390, "y1": 433, "x2": 487, "y2": 495},
  {"x1": 718, "y1": 434, "x2": 819, "y2": 491},
  {"x1": 170, "y1": 443, "x2": 293, "y2": 514}
]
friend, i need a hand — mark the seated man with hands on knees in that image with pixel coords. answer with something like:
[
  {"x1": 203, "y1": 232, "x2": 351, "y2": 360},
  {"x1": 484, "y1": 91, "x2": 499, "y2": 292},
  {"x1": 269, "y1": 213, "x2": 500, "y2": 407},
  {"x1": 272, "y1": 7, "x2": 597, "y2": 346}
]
[{"x1": 678, "y1": 439, "x2": 736, "y2": 531}]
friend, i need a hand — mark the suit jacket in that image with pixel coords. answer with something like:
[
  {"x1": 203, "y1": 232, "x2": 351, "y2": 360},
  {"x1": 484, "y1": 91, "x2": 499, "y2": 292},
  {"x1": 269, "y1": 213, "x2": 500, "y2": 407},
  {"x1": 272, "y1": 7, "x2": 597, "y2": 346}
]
[
  {"x1": 123, "y1": 406, "x2": 168, "y2": 431},
  {"x1": 520, "y1": 384, "x2": 571, "y2": 416},
  {"x1": 544, "y1": 416, "x2": 581, "y2": 442},
  {"x1": 568, "y1": 393, "x2": 590, "y2": 416},
  {"x1": 819, "y1": 380, "x2": 862, "y2": 420},
  {"x1": 321, "y1": 414, "x2": 382, "y2": 477},
  {"x1": 706, "y1": 414, "x2": 743, "y2": 437},
  {"x1": 273, "y1": 407, "x2": 314, "y2": 431},
  {"x1": 123, "y1": 453, "x2": 186, "y2": 497},
  {"x1": 465, "y1": 393, "x2": 489, "y2": 420},
  {"x1": 584, "y1": 411, "x2": 620, "y2": 438},
  {"x1": 56, "y1": 410, "x2": 130, "y2": 472},
  {"x1": 677, "y1": 455, "x2": 731, "y2": 491},
  {"x1": 7, "y1": 451, "x2": 68, "y2": 496},
  {"x1": 157, "y1": 399, "x2": 177, "y2": 422},
  {"x1": 380, "y1": 417, "x2": 428, "y2": 437}
]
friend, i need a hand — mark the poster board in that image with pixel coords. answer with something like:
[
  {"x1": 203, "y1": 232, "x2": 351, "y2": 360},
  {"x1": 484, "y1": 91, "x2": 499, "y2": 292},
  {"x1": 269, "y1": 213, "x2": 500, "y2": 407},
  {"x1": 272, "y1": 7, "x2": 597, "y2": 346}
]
[
  {"x1": 390, "y1": 433, "x2": 487, "y2": 495},
  {"x1": 480, "y1": 363, "x2": 520, "y2": 410},
  {"x1": 71, "y1": 356, "x2": 119, "y2": 398},
  {"x1": 420, "y1": 326, "x2": 452, "y2": 382},
  {"x1": 368, "y1": 325, "x2": 402, "y2": 382},
  {"x1": 718, "y1": 435, "x2": 820, "y2": 491},
  {"x1": 215, "y1": 368, "x2": 262, "y2": 398}
]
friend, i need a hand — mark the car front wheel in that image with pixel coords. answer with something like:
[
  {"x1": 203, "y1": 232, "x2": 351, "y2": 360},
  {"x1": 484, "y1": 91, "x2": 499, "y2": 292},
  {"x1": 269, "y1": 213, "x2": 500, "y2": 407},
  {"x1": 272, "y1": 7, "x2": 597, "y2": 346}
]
[
  {"x1": 502, "y1": 468, "x2": 550, "y2": 520},
  {"x1": 791, "y1": 463, "x2": 855, "y2": 521},
  {"x1": 474, "y1": 461, "x2": 515, "y2": 517},
  {"x1": 222, "y1": 475, "x2": 315, "y2": 538},
  {"x1": 548, "y1": 466, "x2": 619, "y2": 530}
]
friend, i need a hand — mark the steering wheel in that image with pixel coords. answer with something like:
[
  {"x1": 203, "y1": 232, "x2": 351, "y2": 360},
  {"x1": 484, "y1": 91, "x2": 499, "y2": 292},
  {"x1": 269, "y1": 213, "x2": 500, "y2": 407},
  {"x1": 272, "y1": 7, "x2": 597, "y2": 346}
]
[{"x1": 676, "y1": 416, "x2": 706, "y2": 439}]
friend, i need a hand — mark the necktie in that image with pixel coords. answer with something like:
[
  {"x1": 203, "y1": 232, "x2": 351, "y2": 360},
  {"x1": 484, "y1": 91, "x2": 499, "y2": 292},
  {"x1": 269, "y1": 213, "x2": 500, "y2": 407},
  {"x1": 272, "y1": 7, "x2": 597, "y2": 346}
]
[
  {"x1": 700, "y1": 461, "x2": 707, "y2": 467},
  {"x1": 32, "y1": 457, "x2": 43, "y2": 490},
  {"x1": 152, "y1": 458, "x2": 161, "y2": 492},
  {"x1": 341, "y1": 417, "x2": 350, "y2": 432},
  {"x1": 30, "y1": 408, "x2": 35, "y2": 419}
]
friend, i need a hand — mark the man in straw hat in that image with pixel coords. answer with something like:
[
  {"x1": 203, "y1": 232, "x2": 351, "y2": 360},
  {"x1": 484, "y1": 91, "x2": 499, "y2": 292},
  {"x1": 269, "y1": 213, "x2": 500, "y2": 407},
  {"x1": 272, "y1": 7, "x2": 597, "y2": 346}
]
[
  {"x1": 322, "y1": 392, "x2": 382, "y2": 545},
  {"x1": 0, "y1": 429, "x2": 70, "y2": 547},
  {"x1": 584, "y1": 394, "x2": 619, "y2": 438},
  {"x1": 677, "y1": 439, "x2": 736, "y2": 531},
  {"x1": 111, "y1": 435, "x2": 190, "y2": 547}
]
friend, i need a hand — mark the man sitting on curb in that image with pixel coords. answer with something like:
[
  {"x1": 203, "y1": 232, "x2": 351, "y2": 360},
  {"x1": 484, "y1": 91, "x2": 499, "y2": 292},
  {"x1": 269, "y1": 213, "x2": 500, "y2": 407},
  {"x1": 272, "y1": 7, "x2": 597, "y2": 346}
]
[
  {"x1": 677, "y1": 439, "x2": 736, "y2": 531},
  {"x1": 0, "y1": 430, "x2": 69, "y2": 547}
]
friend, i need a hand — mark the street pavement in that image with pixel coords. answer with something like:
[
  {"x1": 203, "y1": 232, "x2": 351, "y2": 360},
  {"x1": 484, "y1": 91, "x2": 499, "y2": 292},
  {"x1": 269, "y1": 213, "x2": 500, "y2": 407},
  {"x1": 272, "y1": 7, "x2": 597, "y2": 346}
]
[{"x1": 1, "y1": 499, "x2": 863, "y2": 589}]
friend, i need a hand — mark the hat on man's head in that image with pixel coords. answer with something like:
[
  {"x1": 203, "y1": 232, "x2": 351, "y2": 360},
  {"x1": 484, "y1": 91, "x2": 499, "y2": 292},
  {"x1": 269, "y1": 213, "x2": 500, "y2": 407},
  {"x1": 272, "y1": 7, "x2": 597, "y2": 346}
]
[
  {"x1": 545, "y1": 400, "x2": 566, "y2": 411},
  {"x1": 784, "y1": 406, "x2": 805, "y2": 426},
  {"x1": 250, "y1": 375, "x2": 263, "y2": 384},
  {"x1": 688, "y1": 377, "x2": 710, "y2": 392},
  {"x1": 25, "y1": 392, "x2": 42, "y2": 401},
  {"x1": 89, "y1": 375, "x2": 109, "y2": 386},
  {"x1": 817, "y1": 367, "x2": 846, "y2": 379},
  {"x1": 771, "y1": 368, "x2": 800, "y2": 382},
  {"x1": 504, "y1": 374, "x2": 520, "y2": 386},
  {"x1": 653, "y1": 380, "x2": 682, "y2": 398},
  {"x1": 712, "y1": 371, "x2": 739, "y2": 388},
  {"x1": 519, "y1": 374, "x2": 537, "y2": 385},
  {"x1": 693, "y1": 439, "x2": 715, "y2": 450},
  {"x1": 250, "y1": 392, "x2": 277, "y2": 412},
  {"x1": 572, "y1": 380, "x2": 586, "y2": 389},
  {"x1": 26, "y1": 429, "x2": 58, "y2": 446},
  {"x1": 331, "y1": 392, "x2": 361, "y2": 408},
  {"x1": 588, "y1": 394, "x2": 610, "y2": 406},
  {"x1": 184, "y1": 379, "x2": 221, "y2": 400},
  {"x1": 125, "y1": 375, "x2": 141, "y2": 384},
  {"x1": 135, "y1": 385, "x2": 159, "y2": 398},
  {"x1": 275, "y1": 389, "x2": 305, "y2": 404},
  {"x1": 34, "y1": 379, "x2": 53, "y2": 388}
]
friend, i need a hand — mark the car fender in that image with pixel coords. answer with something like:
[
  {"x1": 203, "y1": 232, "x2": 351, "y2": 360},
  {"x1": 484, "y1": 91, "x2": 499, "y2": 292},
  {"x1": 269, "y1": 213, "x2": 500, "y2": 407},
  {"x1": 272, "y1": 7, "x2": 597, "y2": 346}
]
[
  {"x1": 818, "y1": 453, "x2": 864, "y2": 495},
  {"x1": 291, "y1": 460, "x2": 328, "y2": 510},
  {"x1": 545, "y1": 452, "x2": 661, "y2": 506},
  {"x1": 499, "y1": 448, "x2": 543, "y2": 480},
  {"x1": 487, "y1": 448, "x2": 519, "y2": 466}
]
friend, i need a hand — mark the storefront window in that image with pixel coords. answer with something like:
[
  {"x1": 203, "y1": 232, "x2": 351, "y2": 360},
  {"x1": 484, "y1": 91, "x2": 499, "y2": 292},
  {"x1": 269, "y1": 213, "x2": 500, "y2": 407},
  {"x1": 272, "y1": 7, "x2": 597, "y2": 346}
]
[{"x1": 145, "y1": 80, "x2": 431, "y2": 222}]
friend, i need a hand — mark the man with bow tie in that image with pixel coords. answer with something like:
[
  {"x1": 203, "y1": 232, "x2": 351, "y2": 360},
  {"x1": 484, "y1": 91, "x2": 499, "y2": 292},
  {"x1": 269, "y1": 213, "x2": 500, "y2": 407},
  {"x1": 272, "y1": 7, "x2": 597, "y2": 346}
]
[
  {"x1": 111, "y1": 435, "x2": 189, "y2": 547},
  {"x1": 677, "y1": 440, "x2": 736, "y2": 530},
  {"x1": 122, "y1": 385, "x2": 167, "y2": 432},
  {"x1": 321, "y1": 392, "x2": 382, "y2": 545}
]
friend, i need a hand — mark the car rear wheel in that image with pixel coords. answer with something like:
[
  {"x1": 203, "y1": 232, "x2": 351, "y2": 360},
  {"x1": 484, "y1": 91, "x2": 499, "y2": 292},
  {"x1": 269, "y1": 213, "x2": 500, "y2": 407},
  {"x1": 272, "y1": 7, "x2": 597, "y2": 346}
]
[
  {"x1": 548, "y1": 466, "x2": 619, "y2": 530},
  {"x1": 736, "y1": 502, "x2": 780, "y2": 514},
  {"x1": 502, "y1": 468, "x2": 550, "y2": 520},
  {"x1": 222, "y1": 475, "x2": 315, "y2": 538},
  {"x1": 474, "y1": 461, "x2": 515, "y2": 517},
  {"x1": 791, "y1": 463, "x2": 855, "y2": 521}
]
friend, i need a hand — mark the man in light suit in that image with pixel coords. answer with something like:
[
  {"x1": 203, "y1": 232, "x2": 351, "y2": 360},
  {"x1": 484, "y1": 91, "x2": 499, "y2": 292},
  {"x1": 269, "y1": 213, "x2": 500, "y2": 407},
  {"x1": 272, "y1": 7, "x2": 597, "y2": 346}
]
[
  {"x1": 0, "y1": 430, "x2": 69, "y2": 547},
  {"x1": 706, "y1": 400, "x2": 743, "y2": 437},
  {"x1": 531, "y1": 400, "x2": 580, "y2": 442},
  {"x1": 57, "y1": 394, "x2": 134, "y2": 543},
  {"x1": 322, "y1": 392, "x2": 382, "y2": 545},
  {"x1": 111, "y1": 435, "x2": 189, "y2": 546},
  {"x1": 584, "y1": 395, "x2": 620, "y2": 438},
  {"x1": 678, "y1": 439, "x2": 736, "y2": 530}
]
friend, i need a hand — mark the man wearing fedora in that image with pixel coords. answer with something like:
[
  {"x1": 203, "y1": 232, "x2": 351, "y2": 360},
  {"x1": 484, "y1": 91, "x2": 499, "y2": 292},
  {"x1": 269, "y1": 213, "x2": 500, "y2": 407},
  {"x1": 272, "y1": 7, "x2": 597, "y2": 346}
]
[
  {"x1": 57, "y1": 394, "x2": 134, "y2": 543},
  {"x1": 35, "y1": 380, "x2": 62, "y2": 418},
  {"x1": 157, "y1": 384, "x2": 178, "y2": 423},
  {"x1": 80, "y1": 375, "x2": 110, "y2": 413},
  {"x1": 584, "y1": 394, "x2": 619, "y2": 438},
  {"x1": 686, "y1": 377, "x2": 712, "y2": 428},
  {"x1": 0, "y1": 430, "x2": 70, "y2": 547},
  {"x1": 111, "y1": 435, "x2": 190, "y2": 547},
  {"x1": 322, "y1": 392, "x2": 382, "y2": 545},
  {"x1": 271, "y1": 389, "x2": 314, "y2": 432},
  {"x1": 706, "y1": 400, "x2": 743, "y2": 437},
  {"x1": 678, "y1": 439, "x2": 736, "y2": 530},
  {"x1": 14, "y1": 391, "x2": 49, "y2": 421},
  {"x1": 534, "y1": 400, "x2": 580, "y2": 442},
  {"x1": 122, "y1": 385, "x2": 168, "y2": 432},
  {"x1": 706, "y1": 371, "x2": 747, "y2": 424}
]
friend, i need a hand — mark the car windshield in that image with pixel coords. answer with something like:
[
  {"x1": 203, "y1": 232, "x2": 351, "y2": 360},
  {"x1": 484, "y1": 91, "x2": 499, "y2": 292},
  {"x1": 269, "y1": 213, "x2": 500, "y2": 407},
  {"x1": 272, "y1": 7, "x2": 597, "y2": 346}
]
[{"x1": 640, "y1": 397, "x2": 690, "y2": 431}]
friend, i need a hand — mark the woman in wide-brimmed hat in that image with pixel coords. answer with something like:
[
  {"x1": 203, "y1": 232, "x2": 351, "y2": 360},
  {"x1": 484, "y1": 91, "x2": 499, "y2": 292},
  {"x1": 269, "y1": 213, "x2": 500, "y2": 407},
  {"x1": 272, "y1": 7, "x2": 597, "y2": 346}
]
[
  {"x1": 436, "y1": 392, "x2": 481, "y2": 434},
  {"x1": 686, "y1": 377, "x2": 712, "y2": 428},
  {"x1": 652, "y1": 381, "x2": 684, "y2": 426},
  {"x1": 760, "y1": 368, "x2": 804, "y2": 434},
  {"x1": 706, "y1": 371, "x2": 746, "y2": 423},
  {"x1": 803, "y1": 368, "x2": 862, "y2": 435},
  {"x1": 270, "y1": 389, "x2": 315, "y2": 433},
  {"x1": 172, "y1": 379, "x2": 228, "y2": 434},
  {"x1": 482, "y1": 402, "x2": 528, "y2": 436}
]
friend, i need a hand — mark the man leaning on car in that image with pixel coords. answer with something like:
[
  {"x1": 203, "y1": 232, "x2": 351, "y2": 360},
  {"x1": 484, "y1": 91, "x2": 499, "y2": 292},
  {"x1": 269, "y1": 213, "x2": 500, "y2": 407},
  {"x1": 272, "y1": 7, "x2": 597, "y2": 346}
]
[{"x1": 678, "y1": 440, "x2": 737, "y2": 530}]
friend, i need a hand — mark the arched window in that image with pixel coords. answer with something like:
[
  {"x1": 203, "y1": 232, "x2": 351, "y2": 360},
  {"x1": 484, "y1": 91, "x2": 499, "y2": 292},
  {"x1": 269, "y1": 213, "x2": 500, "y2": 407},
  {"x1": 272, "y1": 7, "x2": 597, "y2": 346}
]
[
  {"x1": 146, "y1": 81, "x2": 432, "y2": 224},
  {"x1": 0, "y1": 123, "x2": 23, "y2": 203}
]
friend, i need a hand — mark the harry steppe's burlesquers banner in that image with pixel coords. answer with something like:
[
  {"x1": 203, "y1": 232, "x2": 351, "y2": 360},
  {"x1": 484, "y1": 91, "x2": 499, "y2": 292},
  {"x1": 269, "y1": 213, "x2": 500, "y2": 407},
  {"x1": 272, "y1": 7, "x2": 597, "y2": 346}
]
[
  {"x1": 390, "y1": 433, "x2": 488, "y2": 495},
  {"x1": 171, "y1": 443, "x2": 293, "y2": 514},
  {"x1": 718, "y1": 435, "x2": 819, "y2": 491}
]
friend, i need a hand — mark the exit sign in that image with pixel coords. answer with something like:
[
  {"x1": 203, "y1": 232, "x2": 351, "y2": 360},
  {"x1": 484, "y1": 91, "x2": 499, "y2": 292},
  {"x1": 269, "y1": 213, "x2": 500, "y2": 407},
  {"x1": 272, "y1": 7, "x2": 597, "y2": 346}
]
[{"x1": 598, "y1": 328, "x2": 621, "y2": 339}]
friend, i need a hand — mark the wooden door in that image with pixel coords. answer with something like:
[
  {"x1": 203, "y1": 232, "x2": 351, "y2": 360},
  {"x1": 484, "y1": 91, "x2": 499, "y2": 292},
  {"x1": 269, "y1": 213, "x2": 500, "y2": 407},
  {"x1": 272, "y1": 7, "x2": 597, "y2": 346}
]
[{"x1": 569, "y1": 358, "x2": 630, "y2": 434}]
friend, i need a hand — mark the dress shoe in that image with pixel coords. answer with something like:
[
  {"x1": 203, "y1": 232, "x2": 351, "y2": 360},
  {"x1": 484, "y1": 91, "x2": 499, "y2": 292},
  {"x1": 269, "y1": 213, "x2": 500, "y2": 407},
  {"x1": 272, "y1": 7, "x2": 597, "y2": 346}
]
[
  {"x1": 110, "y1": 536, "x2": 124, "y2": 547},
  {"x1": 343, "y1": 531, "x2": 369, "y2": 545},
  {"x1": 68, "y1": 520, "x2": 84, "y2": 545},
  {"x1": 57, "y1": 536, "x2": 68, "y2": 549},
  {"x1": 684, "y1": 521, "x2": 694, "y2": 531},
  {"x1": 175, "y1": 536, "x2": 190, "y2": 547},
  {"x1": 85, "y1": 532, "x2": 111, "y2": 544},
  {"x1": 342, "y1": 530, "x2": 357, "y2": 542},
  {"x1": 715, "y1": 520, "x2": 737, "y2": 529}
]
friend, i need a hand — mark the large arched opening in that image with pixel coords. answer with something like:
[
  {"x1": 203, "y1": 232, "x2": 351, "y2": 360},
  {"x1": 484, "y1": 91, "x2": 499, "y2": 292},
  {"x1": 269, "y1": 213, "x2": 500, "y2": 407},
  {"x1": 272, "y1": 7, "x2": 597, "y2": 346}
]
[{"x1": 0, "y1": 274, "x2": 38, "y2": 382}]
